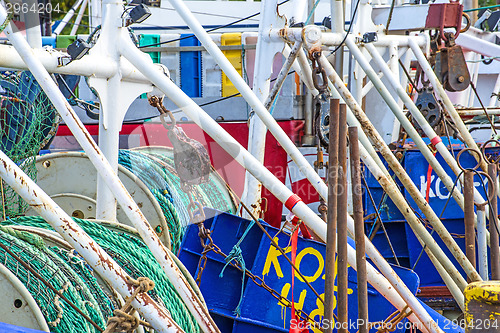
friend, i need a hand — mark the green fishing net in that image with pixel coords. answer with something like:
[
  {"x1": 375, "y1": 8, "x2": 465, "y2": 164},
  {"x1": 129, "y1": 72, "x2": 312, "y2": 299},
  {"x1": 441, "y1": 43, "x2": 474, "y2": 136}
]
[{"x1": 0, "y1": 71, "x2": 59, "y2": 218}]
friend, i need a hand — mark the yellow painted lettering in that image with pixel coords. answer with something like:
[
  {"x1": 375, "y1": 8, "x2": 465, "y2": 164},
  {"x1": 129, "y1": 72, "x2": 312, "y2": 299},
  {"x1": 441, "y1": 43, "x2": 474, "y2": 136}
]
[
  {"x1": 262, "y1": 237, "x2": 290, "y2": 278},
  {"x1": 295, "y1": 247, "x2": 324, "y2": 283}
]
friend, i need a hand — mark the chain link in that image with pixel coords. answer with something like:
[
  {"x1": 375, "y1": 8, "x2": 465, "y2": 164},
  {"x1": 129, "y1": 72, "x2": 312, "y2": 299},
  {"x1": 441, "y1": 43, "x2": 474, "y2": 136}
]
[
  {"x1": 148, "y1": 95, "x2": 176, "y2": 129},
  {"x1": 311, "y1": 52, "x2": 328, "y2": 93},
  {"x1": 195, "y1": 233, "x2": 323, "y2": 328}
]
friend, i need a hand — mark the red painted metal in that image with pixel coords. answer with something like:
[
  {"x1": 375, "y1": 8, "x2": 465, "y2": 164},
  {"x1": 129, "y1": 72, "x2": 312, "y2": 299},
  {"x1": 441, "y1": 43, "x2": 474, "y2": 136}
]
[
  {"x1": 55, "y1": 120, "x2": 305, "y2": 227},
  {"x1": 425, "y1": 2, "x2": 464, "y2": 40}
]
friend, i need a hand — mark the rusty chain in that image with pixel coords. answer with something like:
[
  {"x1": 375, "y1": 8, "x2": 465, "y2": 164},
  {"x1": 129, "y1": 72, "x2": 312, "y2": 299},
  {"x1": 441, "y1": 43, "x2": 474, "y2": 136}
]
[
  {"x1": 311, "y1": 51, "x2": 328, "y2": 93},
  {"x1": 195, "y1": 232, "x2": 324, "y2": 329},
  {"x1": 148, "y1": 95, "x2": 176, "y2": 129}
]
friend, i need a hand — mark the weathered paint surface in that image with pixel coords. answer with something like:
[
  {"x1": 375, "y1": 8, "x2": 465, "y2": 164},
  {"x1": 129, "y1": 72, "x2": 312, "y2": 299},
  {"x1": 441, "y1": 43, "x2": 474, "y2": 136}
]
[{"x1": 464, "y1": 282, "x2": 500, "y2": 332}]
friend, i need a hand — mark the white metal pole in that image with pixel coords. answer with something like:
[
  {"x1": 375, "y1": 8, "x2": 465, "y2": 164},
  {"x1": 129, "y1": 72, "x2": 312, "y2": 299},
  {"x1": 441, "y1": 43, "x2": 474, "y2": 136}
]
[
  {"x1": 71, "y1": 0, "x2": 89, "y2": 35},
  {"x1": 243, "y1": 0, "x2": 283, "y2": 217},
  {"x1": 389, "y1": 42, "x2": 402, "y2": 142},
  {"x1": 0, "y1": 11, "x2": 219, "y2": 331},
  {"x1": 467, "y1": 53, "x2": 480, "y2": 108},
  {"x1": 0, "y1": 151, "x2": 184, "y2": 333},
  {"x1": 165, "y1": 0, "x2": 328, "y2": 201},
  {"x1": 91, "y1": 0, "x2": 121, "y2": 222},
  {"x1": 291, "y1": 0, "x2": 308, "y2": 25},
  {"x1": 119, "y1": 37, "x2": 441, "y2": 333},
  {"x1": 25, "y1": 0, "x2": 42, "y2": 48},
  {"x1": 53, "y1": 0, "x2": 85, "y2": 36},
  {"x1": 95, "y1": 74, "x2": 121, "y2": 222},
  {"x1": 90, "y1": 0, "x2": 102, "y2": 31},
  {"x1": 409, "y1": 38, "x2": 488, "y2": 172},
  {"x1": 477, "y1": 207, "x2": 489, "y2": 280},
  {"x1": 320, "y1": 51, "x2": 481, "y2": 281},
  {"x1": 489, "y1": 73, "x2": 500, "y2": 108}
]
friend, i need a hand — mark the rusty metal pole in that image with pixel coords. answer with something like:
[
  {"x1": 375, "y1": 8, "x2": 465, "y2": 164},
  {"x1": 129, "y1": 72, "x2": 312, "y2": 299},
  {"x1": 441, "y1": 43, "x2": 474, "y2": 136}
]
[
  {"x1": 324, "y1": 98, "x2": 340, "y2": 332},
  {"x1": 349, "y1": 127, "x2": 368, "y2": 333},
  {"x1": 488, "y1": 164, "x2": 500, "y2": 280},
  {"x1": 337, "y1": 103, "x2": 349, "y2": 333},
  {"x1": 464, "y1": 170, "x2": 477, "y2": 282}
]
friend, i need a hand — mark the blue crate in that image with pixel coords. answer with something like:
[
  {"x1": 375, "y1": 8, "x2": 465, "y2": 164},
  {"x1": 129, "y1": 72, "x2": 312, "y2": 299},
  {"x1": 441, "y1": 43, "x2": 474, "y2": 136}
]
[
  {"x1": 179, "y1": 208, "x2": 420, "y2": 333},
  {"x1": 41, "y1": 36, "x2": 56, "y2": 48},
  {"x1": 404, "y1": 138, "x2": 500, "y2": 220},
  {"x1": 180, "y1": 35, "x2": 202, "y2": 97},
  {"x1": 368, "y1": 221, "x2": 410, "y2": 266}
]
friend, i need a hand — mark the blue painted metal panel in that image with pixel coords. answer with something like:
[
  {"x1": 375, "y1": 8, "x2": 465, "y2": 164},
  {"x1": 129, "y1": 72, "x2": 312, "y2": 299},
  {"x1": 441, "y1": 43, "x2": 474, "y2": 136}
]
[
  {"x1": 369, "y1": 221, "x2": 410, "y2": 266},
  {"x1": 405, "y1": 218, "x2": 468, "y2": 286},
  {"x1": 0, "y1": 322, "x2": 46, "y2": 333},
  {"x1": 404, "y1": 138, "x2": 500, "y2": 219},
  {"x1": 180, "y1": 35, "x2": 202, "y2": 97},
  {"x1": 363, "y1": 156, "x2": 404, "y2": 222},
  {"x1": 179, "y1": 208, "x2": 423, "y2": 333}
]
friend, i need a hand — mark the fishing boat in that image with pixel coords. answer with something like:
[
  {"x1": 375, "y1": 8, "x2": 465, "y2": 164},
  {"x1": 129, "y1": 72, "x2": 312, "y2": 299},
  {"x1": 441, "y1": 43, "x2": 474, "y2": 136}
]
[{"x1": 0, "y1": 0, "x2": 499, "y2": 332}]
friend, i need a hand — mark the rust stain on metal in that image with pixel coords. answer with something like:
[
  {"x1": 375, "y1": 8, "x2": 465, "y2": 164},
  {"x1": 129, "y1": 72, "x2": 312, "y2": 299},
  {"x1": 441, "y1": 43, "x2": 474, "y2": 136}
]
[
  {"x1": 308, "y1": 46, "x2": 322, "y2": 60},
  {"x1": 278, "y1": 28, "x2": 287, "y2": 39}
]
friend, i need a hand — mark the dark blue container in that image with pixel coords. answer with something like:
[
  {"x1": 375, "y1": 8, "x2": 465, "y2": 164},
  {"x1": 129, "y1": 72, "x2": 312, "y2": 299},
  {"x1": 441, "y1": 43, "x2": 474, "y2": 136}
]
[
  {"x1": 180, "y1": 35, "x2": 202, "y2": 98},
  {"x1": 179, "y1": 209, "x2": 421, "y2": 332},
  {"x1": 41, "y1": 36, "x2": 56, "y2": 48},
  {"x1": 405, "y1": 218, "x2": 467, "y2": 286}
]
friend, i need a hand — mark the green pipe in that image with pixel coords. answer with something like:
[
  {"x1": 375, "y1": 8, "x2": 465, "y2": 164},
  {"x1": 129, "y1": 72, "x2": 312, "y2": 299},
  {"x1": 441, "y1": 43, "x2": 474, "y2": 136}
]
[{"x1": 464, "y1": 4, "x2": 500, "y2": 12}]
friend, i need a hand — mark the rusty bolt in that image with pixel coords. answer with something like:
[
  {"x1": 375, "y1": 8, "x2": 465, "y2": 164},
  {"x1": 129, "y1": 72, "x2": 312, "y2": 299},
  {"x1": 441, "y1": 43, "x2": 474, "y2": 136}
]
[
  {"x1": 318, "y1": 203, "x2": 327, "y2": 214},
  {"x1": 457, "y1": 76, "x2": 465, "y2": 83}
]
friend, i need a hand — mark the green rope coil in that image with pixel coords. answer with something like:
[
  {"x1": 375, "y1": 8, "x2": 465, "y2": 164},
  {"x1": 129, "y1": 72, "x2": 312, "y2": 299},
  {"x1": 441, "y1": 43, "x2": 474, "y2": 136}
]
[
  {"x1": 118, "y1": 149, "x2": 237, "y2": 253},
  {"x1": 0, "y1": 226, "x2": 105, "y2": 332},
  {"x1": 3, "y1": 216, "x2": 201, "y2": 333}
]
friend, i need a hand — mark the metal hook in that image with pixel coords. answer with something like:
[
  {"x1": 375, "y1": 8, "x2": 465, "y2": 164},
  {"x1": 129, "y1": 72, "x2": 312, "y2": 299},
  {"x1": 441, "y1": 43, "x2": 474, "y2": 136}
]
[
  {"x1": 481, "y1": 139, "x2": 500, "y2": 165},
  {"x1": 456, "y1": 147, "x2": 483, "y2": 172}
]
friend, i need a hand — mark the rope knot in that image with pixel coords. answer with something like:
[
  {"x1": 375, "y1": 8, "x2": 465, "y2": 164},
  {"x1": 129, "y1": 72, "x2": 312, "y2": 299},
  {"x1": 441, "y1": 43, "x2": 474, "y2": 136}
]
[
  {"x1": 127, "y1": 276, "x2": 155, "y2": 293},
  {"x1": 108, "y1": 309, "x2": 139, "y2": 332},
  {"x1": 198, "y1": 224, "x2": 211, "y2": 239}
]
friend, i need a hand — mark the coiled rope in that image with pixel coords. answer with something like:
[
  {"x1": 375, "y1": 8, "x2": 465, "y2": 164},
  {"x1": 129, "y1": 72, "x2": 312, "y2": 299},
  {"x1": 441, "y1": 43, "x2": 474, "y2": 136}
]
[
  {"x1": 118, "y1": 149, "x2": 237, "y2": 253},
  {"x1": 2, "y1": 216, "x2": 201, "y2": 333},
  {"x1": 0, "y1": 224, "x2": 107, "y2": 332}
]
